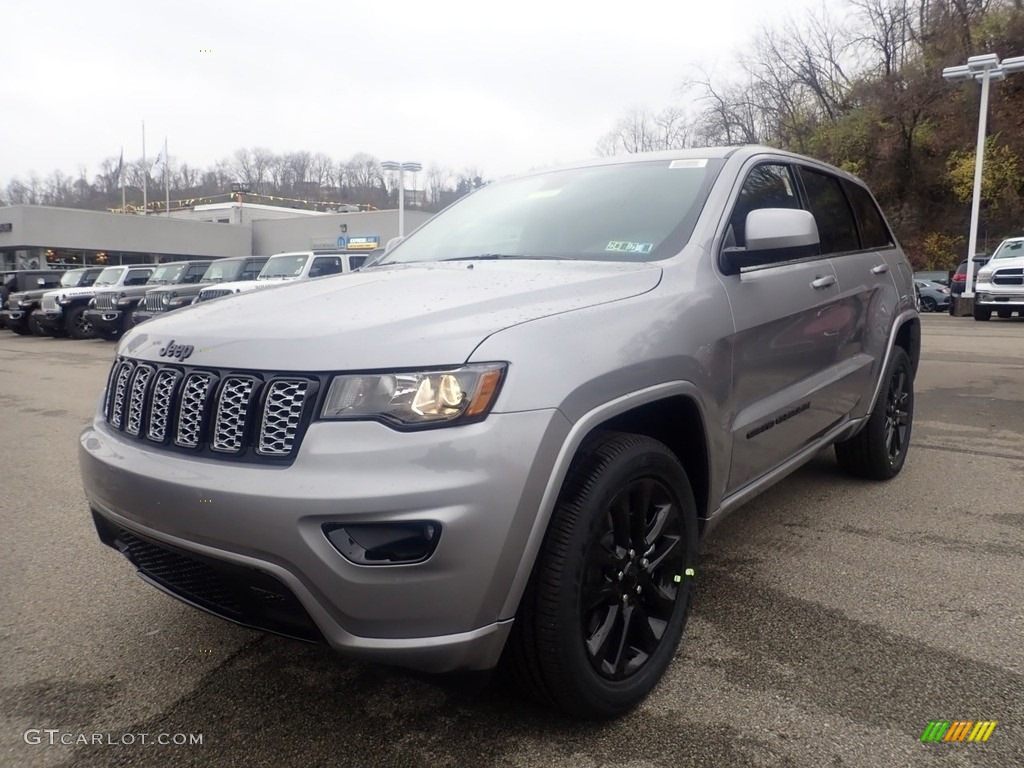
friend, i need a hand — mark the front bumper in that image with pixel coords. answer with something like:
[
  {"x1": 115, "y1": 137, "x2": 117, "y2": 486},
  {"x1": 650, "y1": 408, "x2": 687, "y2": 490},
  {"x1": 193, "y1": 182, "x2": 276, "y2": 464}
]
[
  {"x1": 80, "y1": 407, "x2": 570, "y2": 672},
  {"x1": 130, "y1": 310, "x2": 161, "y2": 325},
  {"x1": 84, "y1": 308, "x2": 125, "y2": 333},
  {"x1": 37, "y1": 310, "x2": 64, "y2": 329},
  {"x1": 0, "y1": 309, "x2": 27, "y2": 330},
  {"x1": 975, "y1": 289, "x2": 1024, "y2": 309}
]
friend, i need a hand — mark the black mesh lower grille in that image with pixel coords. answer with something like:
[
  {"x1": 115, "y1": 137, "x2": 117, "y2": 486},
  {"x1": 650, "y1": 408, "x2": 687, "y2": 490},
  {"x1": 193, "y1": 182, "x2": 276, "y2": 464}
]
[{"x1": 93, "y1": 511, "x2": 324, "y2": 643}]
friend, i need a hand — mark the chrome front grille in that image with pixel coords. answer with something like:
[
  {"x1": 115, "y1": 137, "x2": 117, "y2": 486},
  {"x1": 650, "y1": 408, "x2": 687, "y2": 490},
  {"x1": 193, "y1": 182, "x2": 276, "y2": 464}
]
[
  {"x1": 42, "y1": 295, "x2": 58, "y2": 312},
  {"x1": 993, "y1": 268, "x2": 1024, "y2": 286},
  {"x1": 199, "y1": 288, "x2": 231, "y2": 302},
  {"x1": 94, "y1": 293, "x2": 116, "y2": 311},
  {"x1": 103, "y1": 358, "x2": 316, "y2": 461},
  {"x1": 144, "y1": 293, "x2": 165, "y2": 311}
]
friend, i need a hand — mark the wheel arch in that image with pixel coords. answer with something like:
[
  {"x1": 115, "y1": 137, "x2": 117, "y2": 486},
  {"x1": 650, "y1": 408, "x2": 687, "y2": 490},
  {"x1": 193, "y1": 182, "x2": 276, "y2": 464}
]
[{"x1": 498, "y1": 383, "x2": 717, "y2": 620}]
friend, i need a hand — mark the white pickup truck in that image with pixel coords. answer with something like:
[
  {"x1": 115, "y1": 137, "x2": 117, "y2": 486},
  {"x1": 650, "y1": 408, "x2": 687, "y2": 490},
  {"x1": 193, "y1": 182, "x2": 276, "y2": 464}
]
[
  {"x1": 193, "y1": 250, "x2": 371, "y2": 303},
  {"x1": 974, "y1": 237, "x2": 1024, "y2": 320}
]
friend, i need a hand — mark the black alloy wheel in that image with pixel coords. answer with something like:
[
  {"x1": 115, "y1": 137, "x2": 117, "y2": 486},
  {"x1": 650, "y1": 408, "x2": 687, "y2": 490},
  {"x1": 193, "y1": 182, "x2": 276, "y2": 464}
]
[
  {"x1": 919, "y1": 296, "x2": 937, "y2": 312},
  {"x1": 66, "y1": 306, "x2": 96, "y2": 340},
  {"x1": 581, "y1": 477, "x2": 687, "y2": 680},
  {"x1": 835, "y1": 346, "x2": 914, "y2": 480},
  {"x1": 505, "y1": 432, "x2": 699, "y2": 719}
]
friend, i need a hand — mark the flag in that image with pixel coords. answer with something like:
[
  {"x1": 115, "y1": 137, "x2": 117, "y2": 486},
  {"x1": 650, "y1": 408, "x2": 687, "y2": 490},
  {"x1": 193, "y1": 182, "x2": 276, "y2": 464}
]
[
  {"x1": 115, "y1": 148, "x2": 124, "y2": 189},
  {"x1": 151, "y1": 138, "x2": 167, "y2": 179}
]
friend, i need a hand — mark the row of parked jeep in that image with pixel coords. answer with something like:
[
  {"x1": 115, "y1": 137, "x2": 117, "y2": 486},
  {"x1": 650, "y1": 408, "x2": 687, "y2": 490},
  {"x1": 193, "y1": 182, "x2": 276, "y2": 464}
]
[{"x1": 0, "y1": 249, "x2": 375, "y2": 341}]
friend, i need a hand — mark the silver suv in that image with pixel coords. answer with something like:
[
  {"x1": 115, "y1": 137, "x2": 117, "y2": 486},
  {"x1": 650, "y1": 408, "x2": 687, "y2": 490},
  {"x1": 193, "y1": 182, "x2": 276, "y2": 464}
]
[{"x1": 79, "y1": 147, "x2": 919, "y2": 719}]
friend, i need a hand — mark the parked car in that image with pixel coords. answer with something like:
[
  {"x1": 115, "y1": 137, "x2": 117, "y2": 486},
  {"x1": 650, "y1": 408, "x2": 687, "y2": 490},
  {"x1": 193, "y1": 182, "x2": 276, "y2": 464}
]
[
  {"x1": 38, "y1": 265, "x2": 154, "y2": 339},
  {"x1": 973, "y1": 237, "x2": 1024, "y2": 320},
  {"x1": 1, "y1": 268, "x2": 104, "y2": 336},
  {"x1": 913, "y1": 279, "x2": 951, "y2": 312},
  {"x1": 80, "y1": 147, "x2": 920, "y2": 719},
  {"x1": 132, "y1": 256, "x2": 269, "y2": 325},
  {"x1": 193, "y1": 251, "x2": 368, "y2": 303},
  {"x1": 86, "y1": 260, "x2": 212, "y2": 340},
  {"x1": 913, "y1": 270, "x2": 950, "y2": 286},
  {"x1": 0, "y1": 270, "x2": 63, "y2": 319}
]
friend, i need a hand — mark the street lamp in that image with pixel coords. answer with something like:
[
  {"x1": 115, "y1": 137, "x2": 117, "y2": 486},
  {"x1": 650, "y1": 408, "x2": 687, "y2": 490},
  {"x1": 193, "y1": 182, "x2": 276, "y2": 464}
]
[
  {"x1": 942, "y1": 53, "x2": 1024, "y2": 299},
  {"x1": 381, "y1": 160, "x2": 422, "y2": 238}
]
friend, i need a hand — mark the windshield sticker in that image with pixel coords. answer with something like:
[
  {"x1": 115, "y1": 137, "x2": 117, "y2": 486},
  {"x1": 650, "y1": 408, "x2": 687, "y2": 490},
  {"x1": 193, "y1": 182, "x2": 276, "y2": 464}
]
[
  {"x1": 527, "y1": 189, "x2": 561, "y2": 199},
  {"x1": 669, "y1": 159, "x2": 708, "y2": 169},
  {"x1": 606, "y1": 241, "x2": 654, "y2": 254}
]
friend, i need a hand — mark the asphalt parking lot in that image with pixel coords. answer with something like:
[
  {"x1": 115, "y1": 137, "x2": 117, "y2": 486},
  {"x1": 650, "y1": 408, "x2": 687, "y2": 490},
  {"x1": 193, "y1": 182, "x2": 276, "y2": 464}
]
[{"x1": 1, "y1": 313, "x2": 1022, "y2": 768}]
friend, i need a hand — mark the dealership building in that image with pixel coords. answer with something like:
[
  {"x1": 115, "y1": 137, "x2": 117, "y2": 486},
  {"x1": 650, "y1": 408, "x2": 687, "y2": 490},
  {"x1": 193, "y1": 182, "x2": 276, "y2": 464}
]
[{"x1": 0, "y1": 203, "x2": 432, "y2": 271}]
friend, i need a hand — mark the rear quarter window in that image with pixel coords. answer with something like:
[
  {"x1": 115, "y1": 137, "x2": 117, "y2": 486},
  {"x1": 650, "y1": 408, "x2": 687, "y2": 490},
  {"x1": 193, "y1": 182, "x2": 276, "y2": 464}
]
[{"x1": 842, "y1": 181, "x2": 894, "y2": 250}]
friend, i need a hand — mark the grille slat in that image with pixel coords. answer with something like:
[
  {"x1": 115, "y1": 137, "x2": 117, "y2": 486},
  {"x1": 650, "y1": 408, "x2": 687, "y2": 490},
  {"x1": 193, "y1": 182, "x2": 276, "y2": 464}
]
[
  {"x1": 199, "y1": 288, "x2": 231, "y2": 302},
  {"x1": 258, "y1": 380, "x2": 310, "y2": 456},
  {"x1": 42, "y1": 295, "x2": 58, "y2": 312},
  {"x1": 212, "y1": 377, "x2": 257, "y2": 453},
  {"x1": 144, "y1": 293, "x2": 165, "y2": 311},
  {"x1": 125, "y1": 365, "x2": 154, "y2": 437},
  {"x1": 104, "y1": 357, "x2": 313, "y2": 461},
  {"x1": 175, "y1": 373, "x2": 215, "y2": 448}
]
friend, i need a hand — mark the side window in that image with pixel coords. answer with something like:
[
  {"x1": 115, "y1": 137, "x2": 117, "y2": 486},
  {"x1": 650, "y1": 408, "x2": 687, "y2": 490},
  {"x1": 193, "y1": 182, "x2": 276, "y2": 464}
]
[
  {"x1": 347, "y1": 255, "x2": 368, "y2": 270},
  {"x1": 240, "y1": 260, "x2": 264, "y2": 280},
  {"x1": 310, "y1": 256, "x2": 342, "y2": 277},
  {"x1": 842, "y1": 181, "x2": 894, "y2": 250},
  {"x1": 184, "y1": 264, "x2": 207, "y2": 283},
  {"x1": 125, "y1": 270, "x2": 152, "y2": 286},
  {"x1": 727, "y1": 164, "x2": 801, "y2": 248},
  {"x1": 799, "y1": 169, "x2": 860, "y2": 254}
]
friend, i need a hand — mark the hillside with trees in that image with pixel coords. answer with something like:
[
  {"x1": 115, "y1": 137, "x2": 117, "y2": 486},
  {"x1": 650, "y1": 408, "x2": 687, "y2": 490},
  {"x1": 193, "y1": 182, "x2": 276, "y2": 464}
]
[
  {"x1": 0, "y1": 149, "x2": 486, "y2": 217},
  {"x1": 597, "y1": 0, "x2": 1024, "y2": 269}
]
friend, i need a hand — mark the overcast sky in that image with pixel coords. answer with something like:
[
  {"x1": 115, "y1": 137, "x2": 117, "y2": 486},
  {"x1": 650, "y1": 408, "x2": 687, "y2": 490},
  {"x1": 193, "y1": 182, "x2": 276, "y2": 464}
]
[{"x1": 2, "y1": 0, "x2": 826, "y2": 185}]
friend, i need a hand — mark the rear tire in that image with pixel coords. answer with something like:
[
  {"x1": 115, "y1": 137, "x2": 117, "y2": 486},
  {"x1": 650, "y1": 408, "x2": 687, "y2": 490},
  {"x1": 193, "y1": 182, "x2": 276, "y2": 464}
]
[
  {"x1": 919, "y1": 296, "x2": 937, "y2": 312},
  {"x1": 65, "y1": 305, "x2": 97, "y2": 340},
  {"x1": 997, "y1": 309, "x2": 1012, "y2": 319},
  {"x1": 835, "y1": 346, "x2": 914, "y2": 480},
  {"x1": 505, "y1": 432, "x2": 699, "y2": 719}
]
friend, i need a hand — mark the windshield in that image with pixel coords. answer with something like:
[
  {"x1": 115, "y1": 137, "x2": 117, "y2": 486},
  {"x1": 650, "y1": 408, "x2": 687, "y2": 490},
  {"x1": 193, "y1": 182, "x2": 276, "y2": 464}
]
[
  {"x1": 60, "y1": 270, "x2": 87, "y2": 287},
  {"x1": 93, "y1": 267, "x2": 125, "y2": 287},
  {"x1": 380, "y1": 158, "x2": 724, "y2": 265},
  {"x1": 992, "y1": 240, "x2": 1024, "y2": 259},
  {"x1": 147, "y1": 264, "x2": 185, "y2": 284},
  {"x1": 201, "y1": 260, "x2": 244, "y2": 283},
  {"x1": 259, "y1": 254, "x2": 307, "y2": 279}
]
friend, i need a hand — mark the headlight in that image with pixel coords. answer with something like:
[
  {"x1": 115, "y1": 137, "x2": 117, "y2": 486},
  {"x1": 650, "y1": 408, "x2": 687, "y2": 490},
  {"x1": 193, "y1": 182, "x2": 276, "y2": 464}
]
[
  {"x1": 162, "y1": 293, "x2": 172, "y2": 305},
  {"x1": 320, "y1": 363, "x2": 506, "y2": 428},
  {"x1": 57, "y1": 294, "x2": 71, "y2": 305},
  {"x1": 976, "y1": 268, "x2": 994, "y2": 282}
]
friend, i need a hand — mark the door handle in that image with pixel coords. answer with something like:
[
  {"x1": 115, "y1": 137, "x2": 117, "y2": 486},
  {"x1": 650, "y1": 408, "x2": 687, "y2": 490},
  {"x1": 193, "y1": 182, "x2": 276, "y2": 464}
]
[
  {"x1": 811, "y1": 275, "x2": 836, "y2": 289},
  {"x1": 871, "y1": 264, "x2": 889, "y2": 274}
]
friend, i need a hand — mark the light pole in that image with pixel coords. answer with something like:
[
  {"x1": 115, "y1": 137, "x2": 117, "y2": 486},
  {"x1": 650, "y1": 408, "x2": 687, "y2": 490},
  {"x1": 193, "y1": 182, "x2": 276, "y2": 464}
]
[
  {"x1": 381, "y1": 160, "x2": 421, "y2": 238},
  {"x1": 942, "y1": 53, "x2": 1024, "y2": 299}
]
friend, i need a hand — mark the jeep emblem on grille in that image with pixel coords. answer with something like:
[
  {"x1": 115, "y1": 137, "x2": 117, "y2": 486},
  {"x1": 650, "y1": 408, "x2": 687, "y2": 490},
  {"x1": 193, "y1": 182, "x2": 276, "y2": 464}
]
[{"x1": 158, "y1": 340, "x2": 195, "y2": 362}]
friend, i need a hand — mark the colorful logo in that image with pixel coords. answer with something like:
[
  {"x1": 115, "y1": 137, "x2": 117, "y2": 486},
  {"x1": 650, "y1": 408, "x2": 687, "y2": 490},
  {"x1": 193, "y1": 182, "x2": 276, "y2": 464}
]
[{"x1": 921, "y1": 721, "x2": 997, "y2": 742}]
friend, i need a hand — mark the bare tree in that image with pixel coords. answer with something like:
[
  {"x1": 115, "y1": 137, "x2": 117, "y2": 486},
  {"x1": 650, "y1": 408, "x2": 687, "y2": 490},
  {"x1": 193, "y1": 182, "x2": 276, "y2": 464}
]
[{"x1": 596, "y1": 106, "x2": 695, "y2": 155}]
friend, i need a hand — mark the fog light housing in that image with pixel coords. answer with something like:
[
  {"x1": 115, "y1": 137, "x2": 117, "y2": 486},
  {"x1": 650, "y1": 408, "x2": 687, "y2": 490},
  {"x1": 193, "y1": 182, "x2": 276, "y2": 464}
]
[{"x1": 323, "y1": 521, "x2": 441, "y2": 565}]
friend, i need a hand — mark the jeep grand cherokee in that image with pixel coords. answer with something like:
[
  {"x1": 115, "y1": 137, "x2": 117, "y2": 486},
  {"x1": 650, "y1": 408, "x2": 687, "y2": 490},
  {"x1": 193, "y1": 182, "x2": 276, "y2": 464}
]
[{"x1": 79, "y1": 146, "x2": 919, "y2": 719}]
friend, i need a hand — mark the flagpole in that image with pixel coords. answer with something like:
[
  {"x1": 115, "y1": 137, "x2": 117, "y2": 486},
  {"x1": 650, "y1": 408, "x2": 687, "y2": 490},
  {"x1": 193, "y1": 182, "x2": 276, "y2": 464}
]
[
  {"x1": 142, "y1": 121, "x2": 147, "y2": 214},
  {"x1": 165, "y1": 138, "x2": 170, "y2": 218},
  {"x1": 119, "y1": 146, "x2": 125, "y2": 213}
]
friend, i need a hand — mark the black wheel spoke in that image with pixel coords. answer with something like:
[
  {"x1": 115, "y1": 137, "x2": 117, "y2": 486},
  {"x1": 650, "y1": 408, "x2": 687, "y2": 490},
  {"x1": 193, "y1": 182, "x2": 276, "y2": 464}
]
[
  {"x1": 609, "y1": 602, "x2": 635, "y2": 677},
  {"x1": 644, "y1": 533, "x2": 683, "y2": 573},
  {"x1": 644, "y1": 503, "x2": 673, "y2": 549},
  {"x1": 585, "y1": 604, "x2": 620, "y2": 662}
]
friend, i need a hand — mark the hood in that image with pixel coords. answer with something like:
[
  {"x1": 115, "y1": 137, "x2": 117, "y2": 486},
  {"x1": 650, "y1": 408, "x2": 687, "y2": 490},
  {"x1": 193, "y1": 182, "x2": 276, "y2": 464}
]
[
  {"x1": 982, "y1": 255, "x2": 1024, "y2": 272},
  {"x1": 199, "y1": 279, "x2": 271, "y2": 295},
  {"x1": 44, "y1": 285, "x2": 103, "y2": 300},
  {"x1": 10, "y1": 288, "x2": 49, "y2": 302},
  {"x1": 120, "y1": 260, "x2": 662, "y2": 370}
]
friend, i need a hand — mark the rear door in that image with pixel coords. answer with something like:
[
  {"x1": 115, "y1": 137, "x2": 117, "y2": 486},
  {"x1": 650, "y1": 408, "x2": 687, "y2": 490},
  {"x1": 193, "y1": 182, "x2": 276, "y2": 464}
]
[
  {"x1": 795, "y1": 167, "x2": 899, "y2": 414},
  {"x1": 721, "y1": 162, "x2": 847, "y2": 492}
]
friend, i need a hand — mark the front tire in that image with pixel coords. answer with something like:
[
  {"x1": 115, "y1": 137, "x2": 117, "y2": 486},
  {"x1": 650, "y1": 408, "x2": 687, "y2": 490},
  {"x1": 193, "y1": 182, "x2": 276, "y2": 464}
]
[
  {"x1": 919, "y1": 296, "x2": 937, "y2": 312},
  {"x1": 973, "y1": 305, "x2": 992, "y2": 321},
  {"x1": 28, "y1": 310, "x2": 51, "y2": 337},
  {"x1": 65, "y1": 306, "x2": 97, "y2": 340},
  {"x1": 835, "y1": 346, "x2": 914, "y2": 480},
  {"x1": 506, "y1": 432, "x2": 699, "y2": 719}
]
